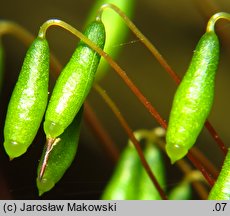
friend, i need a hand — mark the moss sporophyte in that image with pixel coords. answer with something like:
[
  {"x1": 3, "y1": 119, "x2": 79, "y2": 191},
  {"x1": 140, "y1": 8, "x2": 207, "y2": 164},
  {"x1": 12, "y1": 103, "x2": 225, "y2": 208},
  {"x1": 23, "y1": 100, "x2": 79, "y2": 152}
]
[{"x1": 1, "y1": 2, "x2": 230, "y2": 199}]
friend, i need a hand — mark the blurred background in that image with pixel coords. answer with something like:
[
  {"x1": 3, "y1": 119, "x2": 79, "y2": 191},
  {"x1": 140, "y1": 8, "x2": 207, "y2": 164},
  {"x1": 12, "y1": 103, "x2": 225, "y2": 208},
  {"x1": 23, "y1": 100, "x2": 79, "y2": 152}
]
[{"x1": 0, "y1": 0, "x2": 230, "y2": 199}]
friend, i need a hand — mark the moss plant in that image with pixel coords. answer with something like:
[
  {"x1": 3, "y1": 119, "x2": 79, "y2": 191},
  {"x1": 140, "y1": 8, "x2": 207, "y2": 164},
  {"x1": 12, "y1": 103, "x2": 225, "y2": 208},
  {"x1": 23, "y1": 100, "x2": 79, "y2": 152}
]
[{"x1": 0, "y1": 1, "x2": 230, "y2": 200}]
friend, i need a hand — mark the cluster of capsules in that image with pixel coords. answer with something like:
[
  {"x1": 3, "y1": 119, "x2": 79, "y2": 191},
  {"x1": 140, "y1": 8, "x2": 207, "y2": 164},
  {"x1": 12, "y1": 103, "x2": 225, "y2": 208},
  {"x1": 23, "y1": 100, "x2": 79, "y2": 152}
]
[{"x1": 0, "y1": 0, "x2": 230, "y2": 199}]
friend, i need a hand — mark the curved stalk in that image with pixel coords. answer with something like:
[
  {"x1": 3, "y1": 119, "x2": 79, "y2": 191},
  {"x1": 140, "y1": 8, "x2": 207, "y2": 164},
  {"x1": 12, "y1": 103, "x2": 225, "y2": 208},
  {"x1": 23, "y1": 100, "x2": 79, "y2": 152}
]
[{"x1": 96, "y1": 3, "x2": 227, "y2": 155}]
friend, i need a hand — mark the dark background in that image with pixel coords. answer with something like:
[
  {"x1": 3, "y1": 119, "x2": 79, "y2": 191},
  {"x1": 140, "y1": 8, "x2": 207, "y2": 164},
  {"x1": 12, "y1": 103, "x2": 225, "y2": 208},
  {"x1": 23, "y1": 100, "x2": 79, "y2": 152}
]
[{"x1": 0, "y1": 0, "x2": 230, "y2": 199}]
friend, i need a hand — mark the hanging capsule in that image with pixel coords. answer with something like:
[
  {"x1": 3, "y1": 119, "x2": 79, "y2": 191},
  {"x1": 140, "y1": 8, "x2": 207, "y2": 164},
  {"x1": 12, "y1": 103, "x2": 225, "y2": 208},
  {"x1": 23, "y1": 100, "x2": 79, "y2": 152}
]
[
  {"x1": 4, "y1": 37, "x2": 49, "y2": 159},
  {"x1": 44, "y1": 20, "x2": 105, "y2": 139},
  {"x1": 166, "y1": 31, "x2": 219, "y2": 163}
]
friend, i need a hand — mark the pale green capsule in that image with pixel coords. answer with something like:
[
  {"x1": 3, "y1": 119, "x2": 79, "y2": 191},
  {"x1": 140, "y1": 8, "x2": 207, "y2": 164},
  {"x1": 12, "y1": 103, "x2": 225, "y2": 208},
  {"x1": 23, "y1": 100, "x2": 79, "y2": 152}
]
[
  {"x1": 101, "y1": 143, "x2": 141, "y2": 200},
  {"x1": 37, "y1": 107, "x2": 83, "y2": 196},
  {"x1": 166, "y1": 31, "x2": 219, "y2": 163},
  {"x1": 4, "y1": 37, "x2": 49, "y2": 159},
  {"x1": 138, "y1": 143, "x2": 165, "y2": 200},
  {"x1": 102, "y1": 130, "x2": 166, "y2": 200},
  {"x1": 208, "y1": 149, "x2": 230, "y2": 200},
  {"x1": 44, "y1": 21, "x2": 105, "y2": 139}
]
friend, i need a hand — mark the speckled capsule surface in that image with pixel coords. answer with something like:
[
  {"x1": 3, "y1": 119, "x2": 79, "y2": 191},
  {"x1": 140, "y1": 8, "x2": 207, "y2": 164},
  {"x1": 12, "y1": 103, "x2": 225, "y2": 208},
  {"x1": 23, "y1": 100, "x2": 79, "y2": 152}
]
[
  {"x1": 166, "y1": 31, "x2": 219, "y2": 163},
  {"x1": 208, "y1": 149, "x2": 230, "y2": 200},
  {"x1": 44, "y1": 20, "x2": 105, "y2": 139},
  {"x1": 37, "y1": 107, "x2": 83, "y2": 196},
  {"x1": 3, "y1": 37, "x2": 49, "y2": 159}
]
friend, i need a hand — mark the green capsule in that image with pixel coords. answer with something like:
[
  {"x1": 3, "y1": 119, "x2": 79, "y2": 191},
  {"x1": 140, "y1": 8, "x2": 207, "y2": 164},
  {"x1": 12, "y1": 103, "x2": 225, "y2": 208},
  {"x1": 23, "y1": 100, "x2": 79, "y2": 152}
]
[
  {"x1": 0, "y1": 38, "x2": 4, "y2": 91},
  {"x1": 208, "y1": 149, "x2": 230, "y2": 200},
  {"x1": 4, "y1": 37, "x2": 49, "y2": 159},
  {"x1": 44, "y1": 20, "x2": 105, "y2": 139},
  {"x1": 166, "y1": 31, "x2": 219, "y2": 163},
  {"x1": 101, "y1": 143, "x2": 141, "y2": 200},
  {"x1": 138, "y1": 143, "x2": 165, "y2": 200},
  {"x1": 37, "y1": 107, "x2": 83, "y2": 196},
  {"x1": 168, "y1": 182, "x2": 192, "y2": 200},
  {"x1": 85, "y1": 0, "x2": 136, "y2": 81},
  {"x1": 102, "y1": 129, "x2": 166, "y2": 200}
]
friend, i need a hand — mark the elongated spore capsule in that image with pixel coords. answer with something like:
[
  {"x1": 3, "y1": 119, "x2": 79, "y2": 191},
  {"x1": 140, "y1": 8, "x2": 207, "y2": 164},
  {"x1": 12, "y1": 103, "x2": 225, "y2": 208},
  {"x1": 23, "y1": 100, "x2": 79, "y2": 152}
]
[
  {"x1": 166, "y1": 31, "x2": 219, "y2": 163},
  {"x1": 138, "y1": 143, "x2": 165, "y2": 200},
  {"x1": 37, "y1": 107, "x2": 83, "y2": 196},
  {"x1": 44, "y1": 20, "x2": 105, "y2": 139},
  {"x1": 101, "y1": 143, "x2": 141, "y2": 200},
  {"x1": 4, "y1": 37, "x2": 49, "y2": 159}
]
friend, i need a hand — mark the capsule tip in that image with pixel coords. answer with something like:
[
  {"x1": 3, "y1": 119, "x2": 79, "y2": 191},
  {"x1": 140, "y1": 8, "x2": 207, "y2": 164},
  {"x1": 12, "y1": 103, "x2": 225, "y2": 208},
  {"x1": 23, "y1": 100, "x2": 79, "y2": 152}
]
[
  {"x1": 37, "y1": 177, "x2": 55, "y2": 196},
  {"x1": 165, "y1": 143, "x2": 188, "y2": 164},
  {"x1": 3, "y1": 140, "x2": 27, "y2": 158},
  {"x1": 44, "y1": 120, "x2": 63, "y2": 139},
  {"x1": 170, "y1": 158, "x2": 177, "y2": 165}
]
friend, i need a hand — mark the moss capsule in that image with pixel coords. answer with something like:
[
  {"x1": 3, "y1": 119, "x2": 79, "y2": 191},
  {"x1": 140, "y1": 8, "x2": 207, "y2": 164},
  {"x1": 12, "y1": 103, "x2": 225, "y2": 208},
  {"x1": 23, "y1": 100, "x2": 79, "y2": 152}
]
[
  {"x1": 37, "y1": 107, "x2": 83, "y2": 196},
  {"x1": 44, "y1": 20, "x2": 105, "y2": 139},
  {"x1": 3, "y1": 37, "x2": 49, "y2": 159},
  {"x1": 166, "y1": 31, "x2": 219, "y2": 163},
  {"x1": 101, "y1": 143, "x2": 141, "y2": 200},
  {"x1": 208, "y1": 149, "x2": 230, "y2": 200},
  {"x1": 138, "y1": 143, "x2": 165, "y2": 200},
  {"x1": 102, "y1": 132, "x2": 165, "y2": 200}
]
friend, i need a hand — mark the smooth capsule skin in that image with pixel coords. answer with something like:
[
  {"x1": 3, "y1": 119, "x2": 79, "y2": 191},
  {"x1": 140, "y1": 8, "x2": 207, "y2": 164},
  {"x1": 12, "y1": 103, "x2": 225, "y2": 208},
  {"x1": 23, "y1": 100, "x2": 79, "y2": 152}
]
[
  {"x1": 44, "y1": 21, "x2": 105, "y2": 139},
  {"x1": 138, "y1": 144, "x2": 165, "y2": 200},
  {"x1": 3, "y1": 37, "x2": 49, "y2": 159},
  {"x1": 166, "y1": 31, "x2": 219, "y2": 164},
  {"x1": 208, "y1": 149, "x2": 230, "y2": 200},
  {"x1": 37, "y1": 107, "x2": 83, "y2": 196},
  {"x1": 101, "y1": 143, "x2": 141, "y2": 200}
]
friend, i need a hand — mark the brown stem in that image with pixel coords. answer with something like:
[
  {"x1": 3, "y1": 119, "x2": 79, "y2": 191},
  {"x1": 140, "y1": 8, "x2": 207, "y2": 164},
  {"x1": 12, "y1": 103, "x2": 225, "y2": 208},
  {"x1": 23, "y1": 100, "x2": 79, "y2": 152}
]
[
  {"x1": 1, "y1": 18, "x2": 220, "y2": 196},
  {"x1": 94, "y1": 84, "x2": 168, "y2": 200},
  {"x1": 83, "y1": 101, "x2": 120, "y2": 163},
  {"x1": 97, "y1": 45, "x2": 217, "y2": 187},
  {"x1": 190, "y1": 147, "x2": 219, "y2": 179},
  {"x1": 0, "y1": 20, "x2": 62, "y2": 75},
  {"x1": 187, "y1": 152, "x2": 215, "y2": 186},
  {"x1": 96, "y1": 3, "x2": 181, "y2": 84},
  {"x1": 38, "y1": 19, "x2": 217, "y2": 189},
  {"x1": 15, "y1": 17, "x2": 219, "y2": 185},
  {"x1": 179, "y1": 161, "x2": 209, "y2": 200},
  {"x1": 205, "y1": 122, "x2": 228, "y2": 155},
  {"x1": 39, "y1": 18, "x2": 168, "y2": 129},
  {"x1": 154, "y1": 138, "x2": 209, "y2": 199},
  {"x1": 0, "y1": 20, "x2": 122, "y2": 166},
  {"x1": 96, "y1": 3, "x2": 227, "y2": 155},
  {"x1": 39, "y1": 138, "x2": 57, "y2": 180}
]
